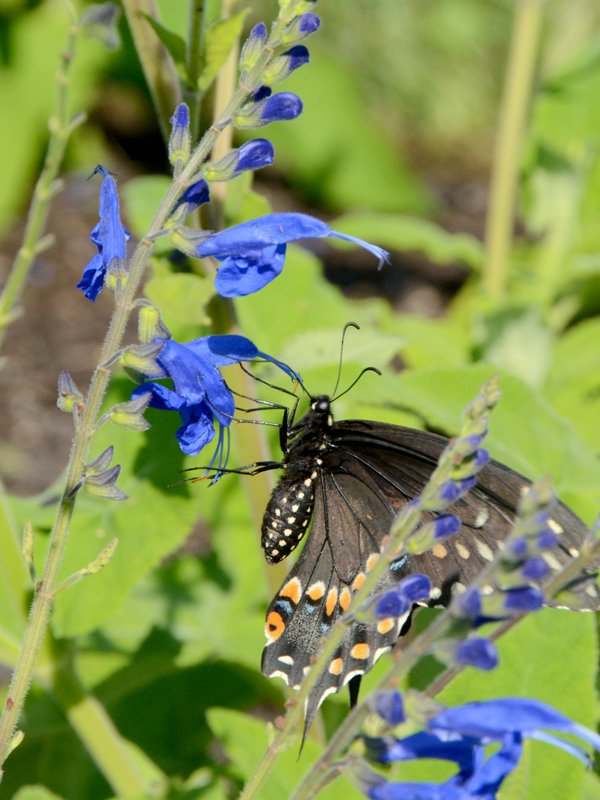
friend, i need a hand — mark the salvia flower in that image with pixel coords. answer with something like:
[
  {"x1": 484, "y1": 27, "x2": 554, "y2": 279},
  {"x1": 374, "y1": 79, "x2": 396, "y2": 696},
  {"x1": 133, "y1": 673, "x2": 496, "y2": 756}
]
[
  {"x1": 233, "y1": 91, "x2": 303, "y2": 128},
  {"x1": 239, "y1": 22, "x2": 267, "y2": 73},
  {"x1": 373, "y1": 691, "x2": 405, "y2": 728},
  {"x1": 262, "y1": 45, "x2": 310, "y2": 86},
  {"x1": 424, "y1": 477, "x2": 477, "y2": 513},
  {"x1": 77, "y1": 165, "x2": 131, "y2": 301},
  {"x1": 204, "y1": 139, "x2": 275, "y2": 181},
  {"x1": 131, "y1": 335, "x2": 299, "y2": 468},
  {"x1": 356, "y1": 693, "x2": 600, "y2": 800},
  {"x1": 169, "y1": 103, "x2": 191, "y2": 168},
  {"x1": 197, "y1": 212, "x2": 390, "y2": 296},
  {"x1": 280, "y1": 12, "x2": 321, "y2": 45},
  {"x1": 452, "y1": 638, "x2": 499, "y2": 671}
]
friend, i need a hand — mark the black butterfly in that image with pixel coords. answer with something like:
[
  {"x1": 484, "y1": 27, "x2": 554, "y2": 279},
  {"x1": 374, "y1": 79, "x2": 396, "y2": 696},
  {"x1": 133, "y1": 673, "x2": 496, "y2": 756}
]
[{"x1": 256, "y1": 389, "x2": 599, "y2": 735}]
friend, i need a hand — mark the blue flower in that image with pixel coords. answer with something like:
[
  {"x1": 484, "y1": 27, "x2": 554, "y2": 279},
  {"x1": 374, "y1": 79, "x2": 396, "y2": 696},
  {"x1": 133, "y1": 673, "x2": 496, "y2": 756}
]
[
  {"x1": 131, "y1": 334, "x2": 298, "y2": 467},
  {"x1": 197, "y1": 212, "x2": 390, "y2": 296},
  {"x1": 234, "y1": 91, "x2": 303, "y2": 128},
  {"x1": 371, "y1": 574, "x2": 431, "y2": 621},
  {"x1": 453, "y1": 638, "x2": 498, "y2": 671},
  {"x1": 78, "y1": 165, "x2": 131, "y2": 301},
  {"x1": 356, "y1": 694, "x2": 600, "y2": 800}
]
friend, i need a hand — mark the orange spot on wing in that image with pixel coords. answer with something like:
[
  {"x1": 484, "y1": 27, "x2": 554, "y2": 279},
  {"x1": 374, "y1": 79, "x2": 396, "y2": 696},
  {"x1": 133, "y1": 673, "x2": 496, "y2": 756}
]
[
  {"x1": 280, "y1": 577, "x2": 302, "y2": 604},
  {"x1": 308, "y1": 582, "x2": 325, "y2": 601},
  {"x1": 265, "y1": 611, "x2": 285, "y2": 643},
  {"x1": 339, "y1": 587, "x2": 351, "y2": 612},
  {"x1": 351, "y1": 643, "x2": 370, "y2": 660},
  {"x1": 377, "y1": 617, "x2": 394, "y2": 634},
  {"x1": 367, "y1": 554, "x2": 379, "y2": 572},
  {"x1": 432, "y1": 543, "x2": 448, "y2": 559},
  {"x1": 326, "y1": 588, "x2": 338, "y2": 616},
  {"x1": 353, "y1": 572, "x2": 366, "y2": 590},
  {"x1": 329, "y1": 657, "x2": 343, "y2": 676}
]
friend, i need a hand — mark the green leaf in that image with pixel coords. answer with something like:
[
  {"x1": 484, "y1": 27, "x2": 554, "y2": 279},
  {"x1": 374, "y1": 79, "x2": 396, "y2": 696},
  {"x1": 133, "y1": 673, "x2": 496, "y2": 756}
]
[
  {"x1": 331, "y1": 211, "x2": 484, "y2": 270},
  {"x1": 13, "y1": 786, "x2": 66, "y2": 800},
  {"x1": 198, "y1": 10, "x2": 249, "y2": 91},
  {"x1": 543, "y1": 317, "x2": 600, "y2": 449},
  {"x1": 439, "y1": 610, "x2": 598, "y2": 800},
  {"x1": 382, "y1": 314, "x2": 469, "y2": 369},
  {"x1": 349, "y1": 364, "x2": 600, "y2": 522},
  {"x1": 208, "y1": 708, "x2": 364, "y2": 800},
  {"x1": 144, "y1": 273, "x2": 215, "y2": 339},
  {"x1": 122, "y1": 175, "x2": 173, "y2": 255},
  {"x1": 278, "y1": 328, "x2": 405, "y2": 372},
  {"x1": 141, "y1": 14, "x2": 186, "y2": 68},
  {"x1": 225, "y1": 172, "x2": 272, "y2": 226}
]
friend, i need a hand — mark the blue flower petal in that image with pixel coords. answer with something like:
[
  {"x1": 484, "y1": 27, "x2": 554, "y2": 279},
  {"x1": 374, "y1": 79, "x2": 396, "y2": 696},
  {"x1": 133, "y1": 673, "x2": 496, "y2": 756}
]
[
  {"x1": 463, "y1": 733, "x2": 522, "y2": 799},
  {"x1": 176, "y1": 401, "x2": 216, "y2": 455},
  {"x1": 397, "y1": 574, "x2": 432, "y2": 602},
  {"x1": 77, "y1": 253, "x2": 106, "y2": 301},
  {"x1": 132, "y1": 382, "x2": 185, "y2": 411},
  {"x1": 214, "y1": 247, "x2": 287, "y2": 296},
  {"x1": 185, "y1": 334, "x2": 260, "y2": 366}
]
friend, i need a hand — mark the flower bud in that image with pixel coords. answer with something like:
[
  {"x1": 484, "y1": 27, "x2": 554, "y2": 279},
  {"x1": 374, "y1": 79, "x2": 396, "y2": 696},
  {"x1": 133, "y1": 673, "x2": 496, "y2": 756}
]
[
  {"x1": 450, "y1": 449, "x2": 490, "y2": 481},
  {"x1": 106, "y1": 256, "x2": 128, "y2": 292},
  {"x1": 453, "y1": 638, "x2": 498, "y2": 671},
  {"x1": 169, "y1": 103, "x2": 191, "y2": 169},
  {"x1": 373, "y1": 691, "x2": 405, "y2": 726},
  {"x1": 139, "y1": 305, "x2": 170, "y2": 345},
  {"x1": 84, "y1": 465, "x2": 127, "y2": 501},
  {"x1": 262, "y1": 46, "x2": 309, "y2": 86},
  {"x1": 239, "y1": 23, "x2": 267, "y2": 72},
  {"x1": 455, "y1": 586, "x2": 482, "y2": 618},
  {"x1": 372, "y1": 589, "x2": 410, "y2": 619},
  {"x1": 423, "y1": 478, "x2": 476, "y2": 512},
  {"x1": 118, "y1": 342, "x2": 165, "y2": 377},
  {"x1": 204, "y1": 139, "x2": 274, "y2": 181},
  {"x1": 168, "y1": 179, "x2": 211, "y2": 226},
  {"x1": 406, "y1": 514, "x2": 460, "y2": 553},
  {"x1": 109, "y1": 392, "x2": 152, "y2": 432},
  {"x1": 84, "y1": 537, "x2": 118, "y2": 574},
  {"x1": 397, "y1": 574, "x2": 431, "y2": 602},
  {"x1": 80, "y1": 2, "x2": 122, "y2": 50},
  {"x1": 234, "y1": 91, "x2": 303, "y2": 128},
  {"x1": 22, "y1": 521, "x2": 34, "y2": 568},
  {"x1": 57, "y1": 370, "x2": 83, "y2": 413},
  {"x1": 452, "y1": 432, "x2": 486, "y2": 457},
  {"x1": 520, "y1": 556, "x2": 549, "y2": 581},
  {"x1": 280, "y1": 12, "x2": 321, "y2": 45}
]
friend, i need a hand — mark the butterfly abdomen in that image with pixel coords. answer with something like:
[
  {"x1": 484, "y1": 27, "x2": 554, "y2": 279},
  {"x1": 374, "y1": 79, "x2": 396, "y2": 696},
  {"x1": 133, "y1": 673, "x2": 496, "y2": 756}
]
[{"x1": 261, "y1": 468, "x2": 318, "y2": 564}]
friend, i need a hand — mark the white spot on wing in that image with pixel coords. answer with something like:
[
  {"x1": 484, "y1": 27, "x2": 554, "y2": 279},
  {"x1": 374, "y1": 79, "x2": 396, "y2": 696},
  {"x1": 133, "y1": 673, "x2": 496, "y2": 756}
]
[
  {"x1": 476, "y1": 540, "x2": 494, "y2": 562},
  {"x1": 278, "y1": 655, "x2": 294, "y2": 665}
]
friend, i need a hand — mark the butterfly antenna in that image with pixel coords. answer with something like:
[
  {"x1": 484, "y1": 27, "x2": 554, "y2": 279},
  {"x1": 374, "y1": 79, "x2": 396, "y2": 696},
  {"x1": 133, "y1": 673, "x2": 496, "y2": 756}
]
[
  {"x1": 331, "y1": 321, "x2": 360, "y2": 399},
  {"x1": 331, "y1": 366, "x2": 382, "y2": 402}
]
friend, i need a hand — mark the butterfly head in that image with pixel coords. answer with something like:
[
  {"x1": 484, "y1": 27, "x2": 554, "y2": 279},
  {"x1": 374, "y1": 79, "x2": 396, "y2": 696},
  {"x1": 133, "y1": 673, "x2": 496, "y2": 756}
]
[{"x1": 310, "y1": 395, "x2": 334, "y2": 427}]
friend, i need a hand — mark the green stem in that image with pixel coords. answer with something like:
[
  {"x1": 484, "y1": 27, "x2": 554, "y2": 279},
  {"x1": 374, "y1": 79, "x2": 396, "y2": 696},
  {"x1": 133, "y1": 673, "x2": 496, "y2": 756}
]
[
  {"x1": 0, "y1": 15, "x2": 83, "y2": 352},
  {"x1": 185, "y1": 0, "x2": 207, "y2": 141},
  {"x1": 52, "y1": 644, "x2": 166, "y2": 795},
  {"x1": 483, "y1": 0, "x2": 545, "y2": 299},
  {"x1": 0, "y1": 14, "x2": 297, "y2": 775}
]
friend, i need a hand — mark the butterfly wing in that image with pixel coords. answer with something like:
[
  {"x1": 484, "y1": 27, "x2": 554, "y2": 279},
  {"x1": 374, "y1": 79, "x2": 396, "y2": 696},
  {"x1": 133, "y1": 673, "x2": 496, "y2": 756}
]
[{"x1": 261, "y1": 419, "x2": 598, "y2": 734}]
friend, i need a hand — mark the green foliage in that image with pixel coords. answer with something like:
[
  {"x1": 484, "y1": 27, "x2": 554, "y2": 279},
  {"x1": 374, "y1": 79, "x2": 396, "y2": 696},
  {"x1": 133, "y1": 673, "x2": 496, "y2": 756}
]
[{"x1": 3, "y1": 2, "x2": 600, "y2": 800}]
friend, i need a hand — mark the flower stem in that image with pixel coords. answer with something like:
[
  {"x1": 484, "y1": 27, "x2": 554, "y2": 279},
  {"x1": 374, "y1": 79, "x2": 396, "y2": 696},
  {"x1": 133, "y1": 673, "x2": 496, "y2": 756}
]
[
  {"x1": 0, "y1": 22, "x2": 282, "y2": 775},
  {"x1": 483, "y1": 0, "x2": 545, "y2": 299},
  {"x1": 0, "y1": 12, "x2": 84, "y2": 352}
]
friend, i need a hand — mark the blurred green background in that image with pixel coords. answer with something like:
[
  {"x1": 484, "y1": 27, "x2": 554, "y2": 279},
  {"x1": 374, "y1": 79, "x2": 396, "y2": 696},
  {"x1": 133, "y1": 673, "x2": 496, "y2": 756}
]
[{"x1": 2, "y1": 1, "x2": 600, "y2": 799}]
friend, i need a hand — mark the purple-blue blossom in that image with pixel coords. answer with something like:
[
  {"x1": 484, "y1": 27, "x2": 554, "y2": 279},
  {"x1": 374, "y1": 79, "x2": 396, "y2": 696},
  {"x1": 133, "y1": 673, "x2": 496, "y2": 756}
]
[
  {"x1": 234, "y1": 91, "x2": 303, "y2": 128},
  {"x1": 197, "y1": 212, "x2": 390, "y2": 296},
  {"x1": 131, "y1": 334, "x2": 299, "y2": 468},
  {"x1": 77, "y1": 165, "x2": 131, "y2": 301},
  {"x1": 355, "y1": 693, "x2": 600, "y2": 800},
  {"x1": 453, "y1": 638, "x2": 498, "y2": 671},
  {"x1": 204, "y1": 140, "x2": 274, "y2": 182}
]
